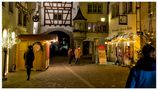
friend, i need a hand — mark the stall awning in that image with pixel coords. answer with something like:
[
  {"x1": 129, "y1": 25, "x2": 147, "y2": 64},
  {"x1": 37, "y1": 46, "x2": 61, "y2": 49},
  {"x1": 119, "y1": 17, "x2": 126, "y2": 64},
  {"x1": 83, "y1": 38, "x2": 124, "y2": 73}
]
[
  {"x1": 83, "y1": 38, "x2": 94, "y2": 41},
  {"x1": 107, "y1": 33, "x2": 138, "y2": 43},
  {"x1": 18, "y1": 34, "x2": 56, "y2": 41}
]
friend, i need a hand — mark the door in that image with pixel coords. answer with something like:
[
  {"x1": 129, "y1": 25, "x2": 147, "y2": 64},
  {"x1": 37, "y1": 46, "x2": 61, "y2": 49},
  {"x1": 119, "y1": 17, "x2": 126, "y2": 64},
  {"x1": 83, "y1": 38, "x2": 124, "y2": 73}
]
[{"x1": 83, "y1": 41, "x2": 90, "y2": 55}]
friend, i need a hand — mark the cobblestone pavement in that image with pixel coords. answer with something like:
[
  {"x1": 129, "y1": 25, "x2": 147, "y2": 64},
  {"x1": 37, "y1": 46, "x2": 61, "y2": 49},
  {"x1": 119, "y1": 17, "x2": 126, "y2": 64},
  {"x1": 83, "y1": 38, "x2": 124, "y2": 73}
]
[{"x1": 2, "y1": 56, "x2": 130, "y2": 88}]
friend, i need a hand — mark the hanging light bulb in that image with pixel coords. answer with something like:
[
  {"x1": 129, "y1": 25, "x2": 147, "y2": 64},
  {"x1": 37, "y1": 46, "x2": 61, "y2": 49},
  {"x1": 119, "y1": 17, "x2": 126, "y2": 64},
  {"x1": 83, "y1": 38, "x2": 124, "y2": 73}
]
[{"x1": 11, "y1": 32, "x2": 15, "y2": 39}]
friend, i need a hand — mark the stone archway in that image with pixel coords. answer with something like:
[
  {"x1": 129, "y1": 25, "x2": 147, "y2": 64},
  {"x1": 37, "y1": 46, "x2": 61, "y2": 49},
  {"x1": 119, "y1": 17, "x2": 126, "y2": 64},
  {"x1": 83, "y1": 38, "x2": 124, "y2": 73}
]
[
  {"x1": 43, "y1": 28, "x2": 74, "y2": 48},
  {"x1": 43, "y1": 28, "x2": 74, "y2": 64},
  {"x1": 43, "y1": 28, "x2": 73, "y2": 38}
]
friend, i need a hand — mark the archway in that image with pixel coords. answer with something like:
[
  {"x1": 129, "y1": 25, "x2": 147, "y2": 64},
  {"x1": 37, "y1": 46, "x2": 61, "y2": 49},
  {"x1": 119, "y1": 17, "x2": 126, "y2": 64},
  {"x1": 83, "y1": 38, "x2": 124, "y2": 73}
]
[
  {"x1": 43, "y1": 28, "x2": 73, "y2": 64},
  {"x1": 48, "y1": 31, "x2": 72, "y2": 64},
  {"x1": 49, "y1": 31, "x2": 70, "y2": 56}
]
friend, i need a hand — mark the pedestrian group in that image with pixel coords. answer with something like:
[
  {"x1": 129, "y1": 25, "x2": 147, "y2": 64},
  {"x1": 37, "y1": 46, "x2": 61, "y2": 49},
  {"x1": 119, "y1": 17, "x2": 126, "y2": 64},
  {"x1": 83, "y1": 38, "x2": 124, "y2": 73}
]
[
  {"x1": 68, "y1": 47, "x2": 81, "y2": 65},
  {"x1": 23, "y1": 44, "x2": 156, "y2": 88}
]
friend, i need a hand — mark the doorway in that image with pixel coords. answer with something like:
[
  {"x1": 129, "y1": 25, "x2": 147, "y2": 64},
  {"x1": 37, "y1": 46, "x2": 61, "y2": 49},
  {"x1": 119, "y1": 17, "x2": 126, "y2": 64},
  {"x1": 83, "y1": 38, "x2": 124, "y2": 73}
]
[
  {"x1": 49, "y1": 31, "x2": 70, "y2": 64},
  {"x1": 83, "y1": 41, "x2": 90, "y2": 56}
]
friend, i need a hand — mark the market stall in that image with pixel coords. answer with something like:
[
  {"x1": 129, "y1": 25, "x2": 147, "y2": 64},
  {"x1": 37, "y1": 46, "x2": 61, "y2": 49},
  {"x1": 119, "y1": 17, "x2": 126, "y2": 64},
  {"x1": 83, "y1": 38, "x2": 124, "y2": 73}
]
[
  {"x1": 15, "y1": 34, "x2": 53, "y2": 71},
  {"x1": 106, "y1": 33, "x2": 140, "y2": 66}
]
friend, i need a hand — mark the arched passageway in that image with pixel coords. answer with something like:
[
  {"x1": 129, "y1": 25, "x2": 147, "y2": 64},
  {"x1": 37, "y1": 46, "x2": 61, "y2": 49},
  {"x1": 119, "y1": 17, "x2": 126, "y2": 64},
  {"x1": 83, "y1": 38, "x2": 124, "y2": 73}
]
[{"x1": 49, "y1": 31, "x2": 70, "y2": 64}]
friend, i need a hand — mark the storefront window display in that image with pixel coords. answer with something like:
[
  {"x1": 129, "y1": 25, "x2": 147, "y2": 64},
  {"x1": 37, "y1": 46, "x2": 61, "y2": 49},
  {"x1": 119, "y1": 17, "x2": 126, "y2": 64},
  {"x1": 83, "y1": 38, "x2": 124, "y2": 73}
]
[
  {"x1": 116, "y1": 45, "x2": 124, "y2": 65},
  {"x1": 124, "y1": 45, "x2": 130, "y2": 65}
]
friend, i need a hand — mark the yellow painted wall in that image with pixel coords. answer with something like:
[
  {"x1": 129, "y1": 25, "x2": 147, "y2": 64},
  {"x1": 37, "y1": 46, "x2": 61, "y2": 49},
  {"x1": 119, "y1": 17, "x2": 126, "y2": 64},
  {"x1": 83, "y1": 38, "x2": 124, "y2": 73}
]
[
  {"x1": 140, "y1": 2, "x2": 156, "y2": 47},
  {"x1": 133, "y1": 36, "x2": 140, "y2": 62},
  {"x1": 109, "y1": 2, "x2": 137, "y2": 37},
  {"x1": 79, "y1": 2, "x2": 108, "y2": 40},
  {"x1": 2, "y1": 2, "x2": 30, "y2": 34},
  {"x1": 79, "y1": 2, "x2": 108, "y2": 23},
  {"x1": 109, "y1": 14, "x2": 137, "y2": 36}
]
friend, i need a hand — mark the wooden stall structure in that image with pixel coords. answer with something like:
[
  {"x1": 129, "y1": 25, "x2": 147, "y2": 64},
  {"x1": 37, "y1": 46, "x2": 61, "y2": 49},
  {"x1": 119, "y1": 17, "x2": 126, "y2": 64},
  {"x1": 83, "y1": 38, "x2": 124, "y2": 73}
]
[{"x1": 16, "y1": 34, "x2": 54, "y2": 71}]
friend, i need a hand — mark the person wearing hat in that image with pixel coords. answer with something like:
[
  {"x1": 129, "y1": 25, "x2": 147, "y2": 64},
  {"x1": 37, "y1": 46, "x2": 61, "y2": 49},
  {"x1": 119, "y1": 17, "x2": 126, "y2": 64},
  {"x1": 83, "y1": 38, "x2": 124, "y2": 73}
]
[
  {"x1": 125, "y1": 44, "x2": 156, "y2": 88},
  {"x1": 24, "y1": 45, "x2": 35, "y2": 80}
]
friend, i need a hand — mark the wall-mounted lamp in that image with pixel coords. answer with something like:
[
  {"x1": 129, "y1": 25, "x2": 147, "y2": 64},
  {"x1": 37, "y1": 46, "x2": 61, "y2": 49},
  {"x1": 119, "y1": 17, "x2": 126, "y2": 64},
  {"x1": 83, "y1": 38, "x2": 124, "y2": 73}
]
[
  {"x1": 101, "y1": 18, "x2": 105, "y2": 22},
  {"x1": 88, "y1": 26, "x2": 91, "y2": 30},
  {"x1": 32, "y1": 11, "x2": 39, "y2": 22}
]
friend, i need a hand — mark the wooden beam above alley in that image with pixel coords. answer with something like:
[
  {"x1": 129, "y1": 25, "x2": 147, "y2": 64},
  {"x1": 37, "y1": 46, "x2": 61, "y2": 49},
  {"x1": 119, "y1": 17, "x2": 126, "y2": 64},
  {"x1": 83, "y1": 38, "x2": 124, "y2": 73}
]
[{"x1": 17, "y1": 34, "x2": 56, "y2": 41}]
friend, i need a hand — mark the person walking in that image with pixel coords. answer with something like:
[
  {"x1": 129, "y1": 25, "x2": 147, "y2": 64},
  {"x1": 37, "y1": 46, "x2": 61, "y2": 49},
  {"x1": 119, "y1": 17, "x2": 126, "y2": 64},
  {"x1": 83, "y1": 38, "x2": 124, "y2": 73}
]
[
  {"x1": 68, "y1": 48, "x2": 73, "y2": 64},
  {"x1": 24, "y1": 45, "x2": 35, "y2": 80},
  {"x1": 74, "y1": 47, "x2": 81, "y2": 64},
  {"x1": 125, "y1": 44, "x2": 156, "y2": 88}
]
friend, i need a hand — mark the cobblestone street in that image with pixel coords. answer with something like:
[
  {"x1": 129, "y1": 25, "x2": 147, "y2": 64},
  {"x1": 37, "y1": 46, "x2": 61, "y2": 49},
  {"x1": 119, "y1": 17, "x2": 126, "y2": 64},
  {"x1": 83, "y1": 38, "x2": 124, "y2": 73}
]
[{"x1": 2, "y1": 56, "x2": 130, "y2": 88}]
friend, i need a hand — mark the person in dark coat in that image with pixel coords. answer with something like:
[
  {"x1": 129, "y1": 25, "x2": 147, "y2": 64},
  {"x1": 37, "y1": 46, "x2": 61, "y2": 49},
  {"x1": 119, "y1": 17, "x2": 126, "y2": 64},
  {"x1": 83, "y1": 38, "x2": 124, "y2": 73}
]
[
  {"x1": 125, "y1": 44, "x2": 156, "y2": 88},
  {"x1": 24, "y1": 45, "x2": 35, "y2": 80},
  {"x1": 68, "y1": 48, "x2": 73, "y2": 64}
]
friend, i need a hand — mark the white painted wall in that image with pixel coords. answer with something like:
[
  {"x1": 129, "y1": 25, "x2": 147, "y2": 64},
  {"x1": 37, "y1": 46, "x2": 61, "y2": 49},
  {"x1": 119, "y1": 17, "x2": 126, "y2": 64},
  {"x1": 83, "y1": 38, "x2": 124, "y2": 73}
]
[{"x1": 39, "y1": 2, "x2": 79, "y2": 34}]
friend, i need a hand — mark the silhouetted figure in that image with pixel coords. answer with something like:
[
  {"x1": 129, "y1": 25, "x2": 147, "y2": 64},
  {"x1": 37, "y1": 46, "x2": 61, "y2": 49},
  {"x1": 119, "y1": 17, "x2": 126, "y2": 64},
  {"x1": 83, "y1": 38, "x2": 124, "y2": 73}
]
[
  {"x1": 68, "y1": 48, "x2": 73, "y2": 64},
  {"x1": 24, "y1": 45, "x2": 34, "y2": 80},
  {"x1": 125, "y1": 44, "x2": 156, "y2": 88}
]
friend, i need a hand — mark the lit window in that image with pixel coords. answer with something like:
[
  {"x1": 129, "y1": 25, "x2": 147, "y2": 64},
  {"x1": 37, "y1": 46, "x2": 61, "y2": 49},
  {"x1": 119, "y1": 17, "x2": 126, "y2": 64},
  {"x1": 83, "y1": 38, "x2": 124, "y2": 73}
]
[
  {"x1": 88, "y1": 23, "x2": 92, "y2": 31},
  {"x1": 88, "y1": 25, "x2": 91, "y2": 30},
  {"x1": 92, "y1": 24, "x2": 96, "y2": 32}
]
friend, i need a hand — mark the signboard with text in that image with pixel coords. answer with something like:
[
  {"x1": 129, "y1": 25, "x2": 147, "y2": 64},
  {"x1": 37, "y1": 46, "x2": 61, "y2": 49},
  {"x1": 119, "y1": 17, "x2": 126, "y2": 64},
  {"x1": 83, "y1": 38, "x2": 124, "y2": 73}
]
[{"x1": 98, "y1": 45, "x2": 107, "y2": 64}]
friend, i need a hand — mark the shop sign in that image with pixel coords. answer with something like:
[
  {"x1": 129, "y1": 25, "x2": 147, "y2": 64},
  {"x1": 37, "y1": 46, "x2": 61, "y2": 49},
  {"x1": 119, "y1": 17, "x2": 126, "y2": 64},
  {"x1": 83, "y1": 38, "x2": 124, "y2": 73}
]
[
  {"x1": 119, "y1": 15, "x2": 128, "y2": 25},
  {"x1": 112, "y1": 26, "x2": 132, "y2": 32},
  {"x1": 98, "y1": 45, "x2": 107, "y2": 64}
]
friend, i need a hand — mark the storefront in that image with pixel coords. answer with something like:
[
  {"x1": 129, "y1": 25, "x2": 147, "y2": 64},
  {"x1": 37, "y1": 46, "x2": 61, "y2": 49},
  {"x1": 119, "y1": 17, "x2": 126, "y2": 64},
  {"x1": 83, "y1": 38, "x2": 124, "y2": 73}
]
[{"x1": 105, "y1": 33, "x2": 140, "y2": 66}]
